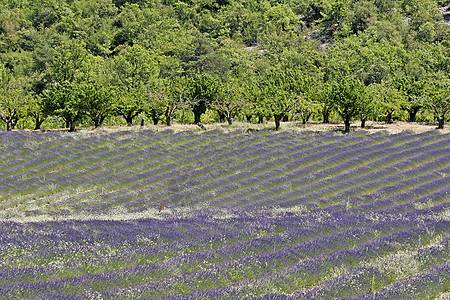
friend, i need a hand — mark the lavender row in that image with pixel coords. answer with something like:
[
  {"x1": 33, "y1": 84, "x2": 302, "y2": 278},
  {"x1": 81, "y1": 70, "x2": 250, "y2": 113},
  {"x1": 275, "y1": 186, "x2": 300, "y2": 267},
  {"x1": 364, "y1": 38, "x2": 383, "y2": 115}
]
[
  {"x1": 0, "y1": 130, "x2": 430, "y2": 189},
  {"x1": 5, "y1": 133, "x2": 306, "y2": 215},
  {"x1": 0, "y1": 131, "x2": 245, "y2": 203},
  {"x1": 1, "y1": 213, "x2": 447, "y2": 298},
  {"x1": 122, "y1": 133, "x2": 400, "y2": 212},
  {"x1": 2, "y1": 131, "x2": 446, "y2": 218},
  {"x1": 159, "y1": 140, "x2": 449, "y2": 211},
  {"x1": 3, "y1": 132, "x2": 351, "y2": 216},
  {"x1": 0, "y1": 129, "x2": 294, "y2": 195},
  {"x1": 87, "y1": 134, "x2": 374, "y2": 213}
]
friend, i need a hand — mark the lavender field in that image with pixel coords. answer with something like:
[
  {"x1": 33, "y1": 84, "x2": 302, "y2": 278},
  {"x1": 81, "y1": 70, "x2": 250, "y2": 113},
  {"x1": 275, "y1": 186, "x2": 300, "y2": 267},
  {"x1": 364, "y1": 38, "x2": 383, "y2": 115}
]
[{"x1": 0, "y1": 129, "x2": 449, "y2": 299}]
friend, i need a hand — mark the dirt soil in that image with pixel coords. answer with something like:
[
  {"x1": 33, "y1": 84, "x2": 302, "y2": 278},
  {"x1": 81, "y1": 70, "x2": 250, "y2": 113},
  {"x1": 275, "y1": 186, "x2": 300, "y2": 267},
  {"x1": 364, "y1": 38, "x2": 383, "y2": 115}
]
[
  {"x1": 87, "y1": 121, "x2": 450, "y2": 135},
  {"x1": 287, "y1": 121, "x2": 450, "y2": 134}
]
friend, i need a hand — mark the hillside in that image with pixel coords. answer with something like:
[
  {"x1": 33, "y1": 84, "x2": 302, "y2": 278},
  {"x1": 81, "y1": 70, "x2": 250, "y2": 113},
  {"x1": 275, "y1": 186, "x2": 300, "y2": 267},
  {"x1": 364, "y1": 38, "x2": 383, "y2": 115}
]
[{"x1": 0, "y1": 0, "x2": 449, "y2": 131}]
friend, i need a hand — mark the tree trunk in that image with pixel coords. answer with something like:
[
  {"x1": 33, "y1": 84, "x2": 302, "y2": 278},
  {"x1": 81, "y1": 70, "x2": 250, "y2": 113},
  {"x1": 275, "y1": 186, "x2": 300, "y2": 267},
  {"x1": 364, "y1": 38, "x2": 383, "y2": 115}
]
[
  {"x1": 151, "y1": 109, "x2": 160, "y2": 125},
  {"x1": 283, "y1": 115, "x2": 289, "y2": 122},
  {"x1": 165, "y1": 107, "x2": 173, "y2": 126},
  {"x1": 274, "y1": 114, "x2": 283, "y2": 131},
  {"x1": 141, "y1": 118, "x2": 145, "y2": 127},
  {"x1": 408, "y1": 108, "x2": 419, "y2": 122},
  {"x1": 32, "y1": 113, "x2": 46, "y2": 130},
  {"x1": 258, "y1": 116, "x2": 264, "y2": 124},
  {"x1": 218, "y1": 111, "x2": 226, "y2": 123},
  {"x1": 93, "y1": 116, "x2": 105, "y2": 128},
  {"x1": 1, "y1": 116, "x2": 16, "y2": 131},
  {"x1": 193, "y1": 110, "x2": 202, "y2": 124},
  {"x1": 246, "y1": 115, "x2": 252, "y2": 123},
  {"x1": 34, "y1": 117, "x2": 45, "y2": 130},
  {"x1": 68, "y1": 119, "x2": 77, "y2": 132},
  {"x1": 118, "y1": 109, "x2": 138, "y2": 126},
  {"x1": 165, "y1": 113, "x2": 172, "y2": 126},
  {"x1": 344, "y1": 119, "x2": 351, "y2": 133},
  {"x1": 361, "y1": 115, "x2": 366, "y2": 128},
  {"x1": 437, "y1": 117, "x2": 444, "y2": 129},
  {"x1": 322, "y1": 107, "x2": 330, "y2": 123},
  {"x1": 386, "y1": 111, "x2": 393, "y2": 124},
  {"x1": 192, "y1": 101, "x2": 206, "y2": 125},
  {"x1": 226, "y1": 116, "x2": 233, "y2": 125},
  {"x1": 125, "y1": 116, "x2": 133, "y2": 126},
  {"x1": 302, "y1": 112, "x2": 312, "y2": 124}
]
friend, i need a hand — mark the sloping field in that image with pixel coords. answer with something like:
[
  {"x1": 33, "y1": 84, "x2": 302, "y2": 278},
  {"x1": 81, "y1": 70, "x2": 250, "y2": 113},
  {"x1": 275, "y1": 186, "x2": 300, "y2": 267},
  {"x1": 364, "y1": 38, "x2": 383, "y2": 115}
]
[{"x1": 0, "y1": 129, "x2": 449, "y2": 299}]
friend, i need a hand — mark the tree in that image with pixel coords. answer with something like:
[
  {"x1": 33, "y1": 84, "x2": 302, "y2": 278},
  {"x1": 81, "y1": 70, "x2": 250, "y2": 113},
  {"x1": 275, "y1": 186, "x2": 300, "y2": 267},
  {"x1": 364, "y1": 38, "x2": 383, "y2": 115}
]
[
  {"x1": 325, "y1": 76, "x2": 367, "y2": 133},
  {"x1": 27, "y1": 95, "x2": 47, "y2": 130},
  {"x1": 0, "y1": 88, "x2": 28, "y2": 131},
  {"x1": 0, "y1": 6, "x2": 32, "y2": 52},
  {"x1": 240, "y1": 74, "x2": 264, "y2": 123},
  {"x1": 79, "y1": 82, "x2": 115, "y2": 128},
  {"x1": 146, "y1": 91, "x2": 166, "y2": 125},
  {"x1": 358, "y1": 93, "x2": 374, "y2": 128},
  {"x1": 40, "y1": 82, "x2": 84, "y2": 132},
  {"x1": 424, "y1": 75, "x2": 450, "y2": 129},
  {"x1": 293, "y1": 76, "x2": 323, "y2": 125},
  {"x1": 369, "y1": 81, "x2": 405, "y2": 124},
  {"x1": 258, "y1": 69, "x2": 301, "y2": 131},
  {"x1": 210, "y1": 78, "x2": 248, "y2": 125},
  {"x1": 142, "y1": 80, "x2": 167, "y2": 126},
  {"x1": 317, "y1": 82, "x2": 332, "y2": 124},
  {"x1": 263, "y1": 4, "x2": 299, "y2": 33},
  {"x1": 160, "y1": 77, "x2": 191, "y2": 126},
  {"x1": 394, "y1": 76, "x2": 425, "y2": 122},
  {"x1": 0, "y1": 66, "x2": 29, "y2": 131},
  {"x1": 108, "y1": 44, "x2": 159, "y2": 126},
  {"x1": 182, "y1": 73, "x2": 218, "y2": 125},
  {"x1": 114, "y1": 85, "x2": 144, "y2": 126},
  {"x1": 295, "y1": 96, "x2": 321, "y2": 125},
  {"x1": 45, "y1": 39, "x2": 93, "y2": 85},
  {"x1": 109, "y1": 44, "x2": 159, "y2": 89}
]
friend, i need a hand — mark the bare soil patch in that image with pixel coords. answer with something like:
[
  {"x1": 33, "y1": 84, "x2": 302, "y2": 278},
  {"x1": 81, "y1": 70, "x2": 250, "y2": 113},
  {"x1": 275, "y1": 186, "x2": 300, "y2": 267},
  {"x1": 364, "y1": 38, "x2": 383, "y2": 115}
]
[
  {"x1": 25, "y1": 120, "x2": 449, "y2": 135},
  {"x1": 91, "y1": 121, "x2": 449, "y2": 135}
]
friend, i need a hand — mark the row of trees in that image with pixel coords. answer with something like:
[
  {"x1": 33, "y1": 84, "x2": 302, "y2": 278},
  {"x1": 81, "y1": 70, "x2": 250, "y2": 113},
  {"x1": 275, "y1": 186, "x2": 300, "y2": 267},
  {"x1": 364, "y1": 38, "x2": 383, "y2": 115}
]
[
  {"x1": 2, "y1": 64, "x2": 448, "y2": 132},
  {"x1": 0, "y1": 0, "x2": 449, "y2": 132}
]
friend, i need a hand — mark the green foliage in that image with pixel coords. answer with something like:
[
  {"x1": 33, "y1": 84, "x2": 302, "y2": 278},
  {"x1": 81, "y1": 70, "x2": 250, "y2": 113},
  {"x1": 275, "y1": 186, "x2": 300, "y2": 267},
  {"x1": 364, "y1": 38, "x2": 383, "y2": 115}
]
[
  {"x1": 45, "y1": 40, "x2": 94, "y2": 85},
  {"x1": 255, "y1": 68, "x2": 307, "y2": 130},
  {"x1": 0, "y1": 65, "x2": 30, "y2": 130},
  {"x1": 79, "y1": 83, "x2": 116, "y2": 128},
  {"x1": 0, "y1": 87, "x2": 29, "y2": 131},
  {"x1": 114, "y1": 84, "x2": 146, "y2": 126},
  {"x1": 141, "y1": 79, "x2": 170, "y2": 125},
  {"x1": 40, "y1": 82, "x2": 85, "y2": 131},
  {"x1": 423, "y1": 73, "x2": 450, "y2": 128},
  {"x1": 369, "y1": 81, "x2": 406, "y2": 123},
  {"x1": 325, "y1": 76, "x2": 368, "y2": 132},
  {"x1": 393, "y1": 75, "x2": 426, "y2": 122},
  {"x1": 182, "y1": 73, "x2": 219, "y2": 124},
  {"x1": 210, "y1": 78, "x2": 249, "y2": 125},
  {"x1": 27, "y1": 95, "x2": 47, "y2": 130},
  {"x1": 109, "y1": 44, "x2": 159, "y2": 88},
  {"x1": 0, "y1": 0, "x2": 448, "y2": 130}
]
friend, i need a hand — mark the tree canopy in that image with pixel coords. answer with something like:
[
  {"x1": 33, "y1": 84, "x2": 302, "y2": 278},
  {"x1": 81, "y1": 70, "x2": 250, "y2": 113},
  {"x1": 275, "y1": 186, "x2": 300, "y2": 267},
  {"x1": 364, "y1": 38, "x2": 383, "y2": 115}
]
[{"x1": 0, "y1": 0, "x2": 449, "y2": 131}]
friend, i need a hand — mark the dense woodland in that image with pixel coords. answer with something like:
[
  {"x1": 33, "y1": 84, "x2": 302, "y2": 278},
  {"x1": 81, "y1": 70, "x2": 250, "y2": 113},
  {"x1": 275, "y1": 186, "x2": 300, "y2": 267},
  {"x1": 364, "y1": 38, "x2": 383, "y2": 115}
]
[{"x1": 0, "y1": 0, "x2": 449, "y2": 132}]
